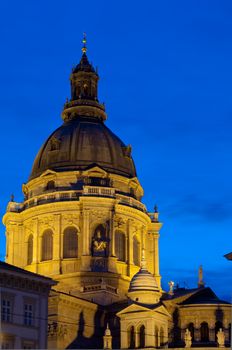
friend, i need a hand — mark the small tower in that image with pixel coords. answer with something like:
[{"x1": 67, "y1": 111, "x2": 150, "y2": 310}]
[
  {"x1": 198, "y1": 265, "x2": 205, "y2": 288},
  {"x1": 62, "y1": 33, "x2": 107, "y2": 122},
  {"x1": 103, "y1": 323, "x2": 112, "y2": 350},
  {"x1": 128, "y1": 248, "x2": 161, "y2": 304}
]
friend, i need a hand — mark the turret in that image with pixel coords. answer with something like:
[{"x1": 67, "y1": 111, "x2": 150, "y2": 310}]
[{"x1": 62, "y1": 34, "x2": 107, "y2": 122}]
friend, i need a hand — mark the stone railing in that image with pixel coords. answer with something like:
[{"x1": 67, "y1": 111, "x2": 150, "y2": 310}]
[
  {"x1": 7, "y1": 187, "x2": 146, "y2": 213},
  {"x1": 116, "y1": 193, "x2": 146, "y2": 212},
  {"x1": 83, "y1": 186, "x2": 115, "y2": 197},
  {"x1": 148, "y1": 212, "x2": 159, "y2": 223}
]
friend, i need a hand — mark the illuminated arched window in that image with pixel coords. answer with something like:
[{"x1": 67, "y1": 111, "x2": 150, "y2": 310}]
[
  {"x1": 128, "y1": 326, "x2": 135, "y2": 349},
  {"x1": 41, "y1": 230, "x2": 53, "y2": 261},
  {"x1": 63, "y1": 227, "x2": 78, "y2": 258},
  {"x1": 115, "y1": 231, "x2": 126, "y2": 262},
  {"x1": 138, "y1": 325, "x2": 145, "y2": 348},
  {"x1": 200, "y1": 322, "x2": 209, "y2": 342},
  {"x1": 133, "y1": 236, "x2": 140, "y2": 266},
  {"x1": 27, "y1": 235, "x2": 33, "y2": 265},
  {"x1": 188, "y1": 323, "x2": 195, "y2": 341}
]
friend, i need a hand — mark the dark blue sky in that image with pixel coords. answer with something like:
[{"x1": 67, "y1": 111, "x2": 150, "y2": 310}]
[{"x1": 0, "y1": 0, "x2": 232, "y2": 300}]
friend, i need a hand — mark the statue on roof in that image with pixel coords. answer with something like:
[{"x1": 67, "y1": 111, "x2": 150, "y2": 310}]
[{"x1": 184, "y1": 328, "x2": 192, "y2": 348}]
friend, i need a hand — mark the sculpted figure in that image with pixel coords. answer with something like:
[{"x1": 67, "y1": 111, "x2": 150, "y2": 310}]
[
  {"x1": 91, "y1": 229, "x2": 107, "y2": 257},
  {"x1": 217, "y1": 328, "x2": 225, "y2": 348},
  {"x1": 184, "y1": 329, "x2": 192, "y2": 348}
]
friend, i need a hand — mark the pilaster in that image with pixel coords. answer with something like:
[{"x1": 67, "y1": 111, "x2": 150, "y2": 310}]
[{"x1": 127, "y1": 219, "x2": 133, "y2": 277}]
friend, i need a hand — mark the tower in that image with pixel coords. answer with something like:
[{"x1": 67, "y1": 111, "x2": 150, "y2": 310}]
[{"x1": 3, "y1": 37, "x2": 163, "y2": 348}]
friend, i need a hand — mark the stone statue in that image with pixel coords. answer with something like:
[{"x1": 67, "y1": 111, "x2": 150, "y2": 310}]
[
  {"x1": 91, "y1": 229, "x2": 107, "y2": 257},
  {"x1": 168, "y1": 281, "x2": 174, "y2": 295},
  {"x1": 216, "y1": 328, "x2": 225, "y2": 348},
  {"x1": 198, "y1": 265, "x2": 205, "y2": 288},
  {"x1": 184, "y1": 329, "x2": 192, "y2": 348}
]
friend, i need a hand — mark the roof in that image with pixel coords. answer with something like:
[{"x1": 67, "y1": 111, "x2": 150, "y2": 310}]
[
  {"x1": 178, "y1": 287, "x2": 230, "y2": 306},
  {"x1": 0, "y1": 261, "x2": 56, "y2": 285},
  {"x1": 129, "y1": 267, "x2": 159, "y2": 293},
  {"x1": 30, "y1": 117, "x2": 136, "y2": 180}
]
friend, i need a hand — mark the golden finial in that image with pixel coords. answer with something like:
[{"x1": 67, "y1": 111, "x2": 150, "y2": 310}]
[{"x1": 82, "y1": 32, "x2": 87, "y2": 54}]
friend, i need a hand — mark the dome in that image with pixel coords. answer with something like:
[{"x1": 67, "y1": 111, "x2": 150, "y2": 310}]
[
  {"x1": 129, "y1": 267, "x2": 159, "y2": 293},
  {"x1": 30, "y1": 116, "x2": 136, "y2": 180}
]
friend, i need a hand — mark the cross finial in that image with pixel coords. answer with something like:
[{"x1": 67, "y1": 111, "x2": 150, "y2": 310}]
[{"x1": 82, "y1": 33, "x2": 87, "y2": 54}]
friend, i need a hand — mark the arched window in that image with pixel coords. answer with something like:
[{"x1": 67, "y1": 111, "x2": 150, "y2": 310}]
[
  {"x1": 160, "y1": 327, "x2": 164, "y2": 346},
  {"x1": 138, "y1": 325, "x2": 145, "y2": 348},
  {"x1": 155, "y1": 326, "x2": 159, "y2": 347},
  {"x1": 128, "y1": 326, "x2": 135, "y2": 349},
  {"x1": 27, "y1": 235, "x2": 33, "y2": 265},
  {"x1": 133, "y1": 236, "x2": 140, "y2": 266},
  {"x1": 215, "y1": 321, "x2": 223, "y2": 341},
  {"x1": 41, "y1": 230, "x2": 53, "y2": 261},
  {"x1": 115, "y1": 231, "x2": 126, "y2": 262},
  {"x1": 46, "y1": 180, "x2": 55, "y2": 190},
  {"x1": 63, "y1": 227, "x2": 78, "y2": 258},
  {"x1": 188, "y1": 323, "x2": 195, "y2": 341},
  {"x1": 200, "y1": 322, "x2": 209, "y2": 342}
]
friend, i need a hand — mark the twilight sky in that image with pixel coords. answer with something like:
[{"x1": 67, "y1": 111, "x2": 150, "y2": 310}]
[{"x1": 0, "y1": 0, "x2": 232, "y2": 300}]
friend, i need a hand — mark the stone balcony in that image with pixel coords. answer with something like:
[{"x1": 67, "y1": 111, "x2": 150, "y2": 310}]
[{"x1": 6, "y1": 186, "x2": 147, "y2": 214}]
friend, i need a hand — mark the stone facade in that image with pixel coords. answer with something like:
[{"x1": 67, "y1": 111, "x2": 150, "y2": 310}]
[{"x1": 0, "y1": 261, "x2": 55, "y2": 349}]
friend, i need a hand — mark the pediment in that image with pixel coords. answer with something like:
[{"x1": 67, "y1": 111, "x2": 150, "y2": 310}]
[
  {"x1": 153, "y1": 305, "x2": 172, "y2": 318},
  {"x1": 116, "y1": 303, "x2": 150, "y2": 317},
  {"x1": 82, "y1": 165, "x2": 108, "y2": 177},
  {"x1": 40, "y1": 169, "x2": 57, "y2": 178}
]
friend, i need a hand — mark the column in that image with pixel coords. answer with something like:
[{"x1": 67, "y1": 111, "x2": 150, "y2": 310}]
[
  {"x1": 82, "y1": 209, "x2": 90, "y2": 255},
  {"x1": 53, "y1": 214, "x2": 61, "y2": 260},
  {"x1": 32, "y1": 218, "x2": 39, "y2": 273},
  {"x1": 110, "y1": 208, "x2": 115, "y2": 257},
  {"x1": 127, "y1": 219, "x2": 133, "y2": 276},
  {"x1": 153, "y1": 232, "x2": 161, "y2": 289}
]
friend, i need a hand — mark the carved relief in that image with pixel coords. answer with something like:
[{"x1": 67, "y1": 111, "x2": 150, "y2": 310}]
[
  {"x1": 48, "y1": 321, "x2": 67, "y2": 338},
  {"x1": 114, "y1": 216, "x2": 126, "y2": 229},
  {"x1": 38, "y1": 216, "x2": 55, "y2": 231},
  {"x1": 90, "y1": 209, "x2": 109, "y2": 222},
  {"x1": 62, "y1": 214, "x2": 80, "y2": 227},
  {"x1": 49, "y1": 137, "x2": 61, "y2": 151}
]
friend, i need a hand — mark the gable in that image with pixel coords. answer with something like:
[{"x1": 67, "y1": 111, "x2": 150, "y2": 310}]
[
  {"x1": 82, "y1": 165, "x2": 108, "y2": 177},
  {"x1": 179, "y1": 287, "x2": 228, "y2": 305},
  {"x1": 116, "y1": 303, "x2": 150, "y2": 317}
]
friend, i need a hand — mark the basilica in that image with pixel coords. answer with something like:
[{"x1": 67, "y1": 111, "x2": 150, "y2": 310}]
[{"x1": 3, "y1": 38, "x2": 231, "y2": 349}]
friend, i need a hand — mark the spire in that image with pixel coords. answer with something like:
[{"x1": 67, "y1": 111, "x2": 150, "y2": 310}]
[
  {"x1": 103, "y1": 323, "x2": 112, "y2": 349},
  {"x1": 140, "y1": 247, "x2": 147, "y2": 270},
  {"x1": 72, "y1": 33, "x2": 96, "y2": 74},
  {"x1": 105, "y1": 323, "x2": 111, "y2": 336},
  {"x1": 198, "y1": 265, "x2": 205, "y2": 288}
]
